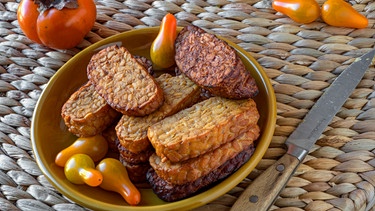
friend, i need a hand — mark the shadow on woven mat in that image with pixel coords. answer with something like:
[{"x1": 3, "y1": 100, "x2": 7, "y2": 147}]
[{"x1": 1, "y1": 0, "x2": 375, "y2": 210}]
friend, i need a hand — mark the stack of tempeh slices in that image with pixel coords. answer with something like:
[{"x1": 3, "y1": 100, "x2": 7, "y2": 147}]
[{"x1": 61, "y1": 24, "x2": 261, "y2": 202}]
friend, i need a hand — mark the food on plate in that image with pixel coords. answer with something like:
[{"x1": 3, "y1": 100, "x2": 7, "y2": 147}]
[
  {"x1": 134, "y1": 55, "x2": 154, "y2": 75},
  {"x1": 147, "y1": 143, "x2": 256, "y2": 202},
  {"x1": 58, "y1": 23, "x2": 263, "y2": 204},
  {"x1": 150, "y1": 13, "x2": 177, "y2": 69},
  {"x1": 321, "y1": 0, "x2": 368, "y2": 29},
  {"x1": 116, "y1": 73, "x2": 201, "y2": 154},
  {"x1": 61, "y1": 82, "x2": 120, "y2": 137},
  {"x1": 101, "y1": 123, "x2": 119, "y2": 153},
  {"x1": 17, "y1": 0, "x2": 96, "y2": 49},
  {"x1": 117, "y1": 143, "x2": 154, "y2": 184},
  {"x1": 116, "y1": 73, "x2": 200, "y2": 184},
  {"x1": 149, "y1": 125, "x2": 260, "y2": 185},
  {"x1": 175, "y1": 25, "x2": 259, "y2": 99},
  {"x1": 55, "y1": 135, "x2": 108, "y2": 167},
  {"x1": 87, "y1": 45, "x2": 164, "y2": 116},
  {"x1": 272, "y1": 0, "x2": 320, "y2": 24},
  {"x1": 146, "y1": 94, "x2": 260, "y2": 201},
  {"x1": 119, "y1": 157, "x2": 152, "y2": 185},
  {"x1": 148, "y1": 96, "x2": 260, "y2": 163},
  {"x1": 118, "y1": 144, "x2": 154, "y2": 164},
  {"x1": 96, "y1": 158, "x2": 141, "y2": 206},
  {"x1": 64, "y1": 153, "x2": 103, "y2": 187}
]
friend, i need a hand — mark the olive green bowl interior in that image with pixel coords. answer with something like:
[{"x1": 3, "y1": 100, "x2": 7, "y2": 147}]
[{"x1": 31, "y1": 27, "x2": 277, "y2": 211}]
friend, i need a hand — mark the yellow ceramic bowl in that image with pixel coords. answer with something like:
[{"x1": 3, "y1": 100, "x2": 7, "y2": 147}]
[{"x1": 31, "y1": 27, "x2": 276, "y2": 211}]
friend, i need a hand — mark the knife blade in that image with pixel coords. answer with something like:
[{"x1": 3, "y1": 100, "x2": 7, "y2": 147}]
[{"x1": 231, "y1": 48, "x2": 375, "y2": 211}]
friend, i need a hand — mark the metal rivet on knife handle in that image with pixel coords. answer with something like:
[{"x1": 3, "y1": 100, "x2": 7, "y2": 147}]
[
  {"x1": 249, "y1": 195, "x2": 258, "y2": 203},
  {"x1": 276, "y1": 164, "x2": 285, "y2": 172}
]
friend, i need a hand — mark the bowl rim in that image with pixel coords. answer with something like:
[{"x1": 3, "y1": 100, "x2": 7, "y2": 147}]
[{"x1": 31, "y1": 26, "x2": 277, "y2": 211}]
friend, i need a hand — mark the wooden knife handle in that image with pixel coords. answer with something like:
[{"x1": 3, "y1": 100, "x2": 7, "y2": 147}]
[{"x1": 230, "y1": 153, "x2": 300, "y2": 211}]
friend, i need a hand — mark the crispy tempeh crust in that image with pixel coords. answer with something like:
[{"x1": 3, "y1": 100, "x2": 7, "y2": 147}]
[
  {"x1": 118, "y1": 143, "x2": 154, "y2": 164},
  {"x1": 175, "y1": 25, "x2": 259, "y2": 99},
  {"x1": 119, "y1": 155, "x2": 152, "y2": 184},
  {"x1": 116, "y1": 73, "x2": 201, "y2": 153},
  {"x1": 87, "y1": 45, "x2": 164, "y2": 116},
  {"x1": 61, "y1": 82, "x2": 120, "y2": 137},
  {"x1": 101, "y1": 123, "x2": 119, "y2": 153},
  {"x1": 148, "y1": 96, "x2": 260, "y2": 163},
  {"x1": 149, "y1": 125, "x2": 260, "y2": 185},
  {"x1": 147, "y1": 143, "x2": 256, "y2": 202}
]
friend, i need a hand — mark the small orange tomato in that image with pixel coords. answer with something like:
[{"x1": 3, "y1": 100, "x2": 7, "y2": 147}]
[
  {"x1": 55, "y1": 135, "x2": 108, "y2": 167},
  {"x1": 272, "y1": 0, "x2": 320, "y2": 24},
  {"x1": 321, "y1": 0, "x2": 368, "y2": 28},
  {"x1": 150, "y1": 13, "x2": 177, "y2": 69},
  {"x1": 17, "y1": 0, "x2": 96, "y2": 49}
]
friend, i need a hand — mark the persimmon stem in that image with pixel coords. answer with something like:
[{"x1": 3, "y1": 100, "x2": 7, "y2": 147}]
[{"x1": 34, "y1": 0, "x2": 78, "y2": 12}]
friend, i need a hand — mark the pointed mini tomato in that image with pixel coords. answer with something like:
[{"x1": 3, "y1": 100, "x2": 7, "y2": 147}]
[
  {"x1": 55, "y1": 135, "x2": 108, "y2": 167},
  {"x1": 272, "y1": 0, "x2": 320, "y2": 24},
  {"x1": 17, "y1": 0, "x2": 96, "y2": 49},
  {"x1": 321, "y1": 0, "x2": 368, "y2": 29},
  {"x1": 96, "y1": 158, "x2": 141, "y2": 205},
  {"x1": 150, "y1": 13, "x2": 177, "y2": 69}
]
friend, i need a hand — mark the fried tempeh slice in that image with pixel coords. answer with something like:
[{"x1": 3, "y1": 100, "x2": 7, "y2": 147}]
[
  {"x1": 148, "y1": 96, "x2": 260, "y2": 163},
  {"x1": 175, "y1": 25, "x2": 258, "y2": 99},
  {"x1": 147, "y1": 143, "x2": 256, "y2": 202},
  {"x1": 119, "y1": 156, "x2": 152, "y2": 185},
  {"x1": 149, "y1": 125, "x2": 260, "y2": 185},
  {"x1": 61, "y1": 82, "x2": 120, "y2": 137},
  {"x1": 118, "y1": 143, "x2": 154, "y2": 164},
  {"x1": 101, "y1": 123, "x2": 119, "y2": 153},
  {"x1": 134, "y1": 55, "x2": 154, "y2": 75},
  {"x1": 116, "y1": 73, "x2": 201, "y2": 154},
  {"x1": 118, "y1": 141, "x2": 154, "y2": 185},
  {"x1": 87, "y1": 45, "x2": 164, "y2": 116}
]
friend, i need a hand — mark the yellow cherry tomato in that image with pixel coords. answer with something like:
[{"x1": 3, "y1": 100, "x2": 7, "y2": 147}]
[{"x1": 64, "y1": 154, "x2": 103, "y2": 187}]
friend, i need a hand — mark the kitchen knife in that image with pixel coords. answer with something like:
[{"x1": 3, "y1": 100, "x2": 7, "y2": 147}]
[{"x1": 231, "y1": 48, "x2": 375, "y2": 211}]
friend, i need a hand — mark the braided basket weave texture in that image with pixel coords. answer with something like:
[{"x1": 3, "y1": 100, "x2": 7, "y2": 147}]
[{"x1": 1, "y1": 0, "x2": 375, "y2": 210}]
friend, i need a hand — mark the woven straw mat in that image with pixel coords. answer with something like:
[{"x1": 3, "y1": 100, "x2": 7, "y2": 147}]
[{"x1": 1, "y1": 0, "x2": 375, "y2": 210}]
